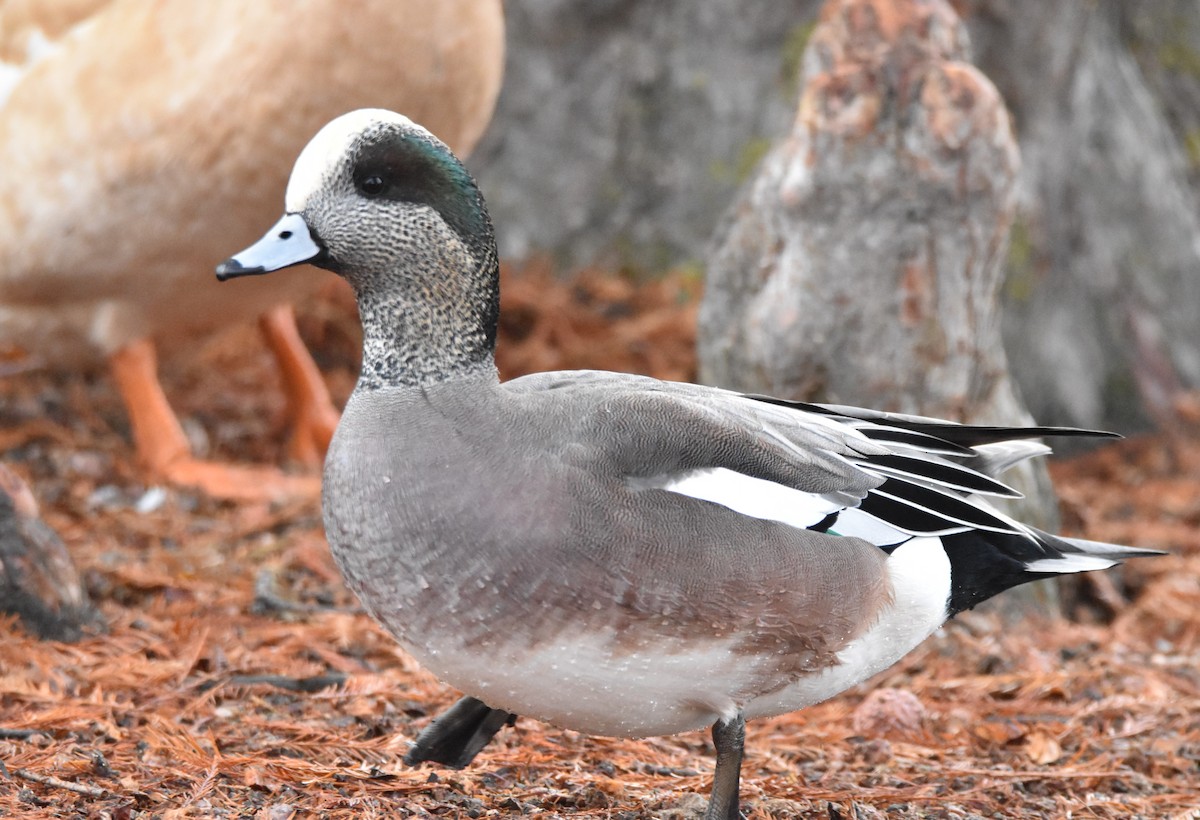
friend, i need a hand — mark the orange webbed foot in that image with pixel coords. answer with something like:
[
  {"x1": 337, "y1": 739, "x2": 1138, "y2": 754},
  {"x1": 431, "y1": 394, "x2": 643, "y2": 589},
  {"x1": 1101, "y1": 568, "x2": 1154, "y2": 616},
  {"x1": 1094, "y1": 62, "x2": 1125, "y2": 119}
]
[
  {"x1": 109, "y1": 337, "x2": 320, "y2": 503},
  {"x1": 155, "y1": 457, "x2": 320, "y2": 503}
]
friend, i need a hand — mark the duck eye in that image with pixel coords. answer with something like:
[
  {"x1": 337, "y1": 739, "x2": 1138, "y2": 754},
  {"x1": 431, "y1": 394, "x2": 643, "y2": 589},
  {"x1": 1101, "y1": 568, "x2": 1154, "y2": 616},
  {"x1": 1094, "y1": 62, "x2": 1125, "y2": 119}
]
[{"x1": 360, "y1": 175, "x2": 386, "y2": 197}]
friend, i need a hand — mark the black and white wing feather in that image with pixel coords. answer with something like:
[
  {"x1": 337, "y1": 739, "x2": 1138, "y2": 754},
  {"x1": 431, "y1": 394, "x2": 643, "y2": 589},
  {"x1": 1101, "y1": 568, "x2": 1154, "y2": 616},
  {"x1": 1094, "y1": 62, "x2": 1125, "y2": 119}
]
[{"x1": 509, "y1": 371, "x2": 1161, "y2": 614}]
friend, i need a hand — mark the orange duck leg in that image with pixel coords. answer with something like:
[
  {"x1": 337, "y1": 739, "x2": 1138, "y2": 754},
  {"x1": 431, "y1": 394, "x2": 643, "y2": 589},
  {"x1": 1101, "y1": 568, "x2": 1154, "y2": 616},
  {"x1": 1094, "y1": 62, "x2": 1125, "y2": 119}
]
[
  {"x1": 258, "y1": 304, "x2": 339, "y2": 468},
  {"x1": 108, "y1": 335, "x2": 321, "y2": 502}
]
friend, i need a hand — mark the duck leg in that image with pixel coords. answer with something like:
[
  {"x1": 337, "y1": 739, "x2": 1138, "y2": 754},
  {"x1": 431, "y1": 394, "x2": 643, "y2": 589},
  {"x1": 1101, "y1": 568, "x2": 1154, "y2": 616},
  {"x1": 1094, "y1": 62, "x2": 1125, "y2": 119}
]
[
  {"x1": 705, "y1": 712, "x2": 746, "y2": 820},
  {"x1": 109, "y1": 339, "x2": 192, "y2": 473},
  {"x1": 109, "y1": 338, "x2": 318, "y2": 501},
  {"x1": 258, "y1": 304, "x2": 339, "y2": 467},
  {"x1": 404, "y1": 695, "x2": 517, "y2": 769}
]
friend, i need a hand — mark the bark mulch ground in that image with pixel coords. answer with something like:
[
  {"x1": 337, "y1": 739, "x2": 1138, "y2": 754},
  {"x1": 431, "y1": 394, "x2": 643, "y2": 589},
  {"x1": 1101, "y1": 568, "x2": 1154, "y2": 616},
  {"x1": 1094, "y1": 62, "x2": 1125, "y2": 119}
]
[{"x1": 1, "y1": 267, "x2": 1197, "y2": 818}]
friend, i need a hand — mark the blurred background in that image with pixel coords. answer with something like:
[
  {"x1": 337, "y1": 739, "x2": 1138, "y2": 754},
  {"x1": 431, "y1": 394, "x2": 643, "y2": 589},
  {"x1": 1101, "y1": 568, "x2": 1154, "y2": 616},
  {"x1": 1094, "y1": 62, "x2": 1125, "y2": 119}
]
[
  {"x1": 474, "y1": 0, "x2": 1200, "y2": 433},
  {"x1": 2, "y1": 1, "x2": 1199, "y2": 816}
]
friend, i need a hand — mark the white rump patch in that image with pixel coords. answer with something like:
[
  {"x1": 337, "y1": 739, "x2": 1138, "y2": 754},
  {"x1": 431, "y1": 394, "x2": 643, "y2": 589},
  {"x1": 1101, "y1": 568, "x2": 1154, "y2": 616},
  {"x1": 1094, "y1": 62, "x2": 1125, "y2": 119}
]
[
  {"x1": 813, "y1": 535, "x2": 951, "y2": 683},
  {"x1": 886, "y1": 537, "x2": 953, "y2": 614},
  {"x1": 285, "y1": 108, "x2": 432, "y2": 212},
  {"x1": 745, "y1": 535, "x2": 951, "y2": 719}
]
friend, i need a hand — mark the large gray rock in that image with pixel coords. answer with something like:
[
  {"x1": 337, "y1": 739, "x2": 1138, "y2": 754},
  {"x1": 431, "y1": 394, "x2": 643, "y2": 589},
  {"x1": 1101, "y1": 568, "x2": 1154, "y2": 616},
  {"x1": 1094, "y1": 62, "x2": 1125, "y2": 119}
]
[
  {"x1": 698, "y1": 0, "x2": 1019, "y2": 415},
  {"x1": 695, "y1": 0, "x2": 1058, "y2": 535},
  {"x1": 472, "y1": 0, "x2": 820, "y2": 268}
]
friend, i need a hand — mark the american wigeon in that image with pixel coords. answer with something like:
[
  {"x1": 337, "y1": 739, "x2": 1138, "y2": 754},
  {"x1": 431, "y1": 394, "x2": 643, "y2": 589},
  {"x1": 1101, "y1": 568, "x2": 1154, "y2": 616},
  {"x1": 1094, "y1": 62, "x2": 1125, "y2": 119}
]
[{"x1": 217, "y1": 110, "x2": 1159, "y2": 819}]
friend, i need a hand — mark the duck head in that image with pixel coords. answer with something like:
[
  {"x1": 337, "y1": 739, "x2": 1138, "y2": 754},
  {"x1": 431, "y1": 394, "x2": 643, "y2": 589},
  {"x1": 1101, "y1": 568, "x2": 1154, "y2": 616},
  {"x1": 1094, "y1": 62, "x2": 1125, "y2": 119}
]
[{"x1": 217, "y1": 109, "x2": 500, "y2": 388}]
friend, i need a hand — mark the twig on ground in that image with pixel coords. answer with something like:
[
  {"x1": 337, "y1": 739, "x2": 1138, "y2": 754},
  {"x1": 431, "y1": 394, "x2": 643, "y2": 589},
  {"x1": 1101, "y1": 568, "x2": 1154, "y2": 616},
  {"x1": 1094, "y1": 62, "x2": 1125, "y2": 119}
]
[
  {"x1": 227, "y1": 673, "x2": 348, "y2": 693},
  {"x1": 11, "y1": 768, "x2": 109, "y2": 798}
]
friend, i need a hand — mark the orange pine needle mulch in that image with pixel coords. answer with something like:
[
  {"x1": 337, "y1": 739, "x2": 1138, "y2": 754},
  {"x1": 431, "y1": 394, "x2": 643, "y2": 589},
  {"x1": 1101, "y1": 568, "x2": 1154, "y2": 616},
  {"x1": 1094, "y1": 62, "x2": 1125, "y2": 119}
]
[{"x1": 1, "y1": 266, "x2": 1198, "y2": 818}]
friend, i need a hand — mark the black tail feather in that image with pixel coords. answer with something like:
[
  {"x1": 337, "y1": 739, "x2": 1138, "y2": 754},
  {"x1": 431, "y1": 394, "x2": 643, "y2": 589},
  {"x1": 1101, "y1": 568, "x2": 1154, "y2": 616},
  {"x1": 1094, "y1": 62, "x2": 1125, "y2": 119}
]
[
  {"x1": 748, "y1": 396, "x2": 1122, "y2": 448},
  {"x1": 403, "y1": 695, "x2": 517, "y2": 770},
  {"x1": 942, "y1": 528, "x2": 1164, "y2": 615}
]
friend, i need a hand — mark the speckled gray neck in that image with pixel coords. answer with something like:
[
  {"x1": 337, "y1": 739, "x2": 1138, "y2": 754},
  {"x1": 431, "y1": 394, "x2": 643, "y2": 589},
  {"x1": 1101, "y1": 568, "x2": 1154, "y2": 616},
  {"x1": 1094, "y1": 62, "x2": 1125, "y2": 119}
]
[
  {"x1": 354, "y1": 282, "x2": 498, "y2": 390},
  {"x1": 348, "y1": 213, "x2": 500, "y2": 390}
]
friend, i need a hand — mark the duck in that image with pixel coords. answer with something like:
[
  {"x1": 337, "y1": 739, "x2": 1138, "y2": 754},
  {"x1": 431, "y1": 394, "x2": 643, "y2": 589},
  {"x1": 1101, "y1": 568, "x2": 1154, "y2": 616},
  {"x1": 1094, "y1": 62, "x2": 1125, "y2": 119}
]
[
  {"x1": 0, "y1": 0, "x2": 504, "y2": 500},
  {"x1": 216, "y1": 110, "x2": 1161, "y2": 819}
]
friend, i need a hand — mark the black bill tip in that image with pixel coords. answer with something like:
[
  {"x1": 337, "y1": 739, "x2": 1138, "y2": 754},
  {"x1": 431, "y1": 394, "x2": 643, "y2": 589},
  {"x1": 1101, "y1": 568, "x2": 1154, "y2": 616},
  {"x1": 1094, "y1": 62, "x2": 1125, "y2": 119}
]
[{"x1": 215, "y1": 258, "x2": 266, "y2": 282}]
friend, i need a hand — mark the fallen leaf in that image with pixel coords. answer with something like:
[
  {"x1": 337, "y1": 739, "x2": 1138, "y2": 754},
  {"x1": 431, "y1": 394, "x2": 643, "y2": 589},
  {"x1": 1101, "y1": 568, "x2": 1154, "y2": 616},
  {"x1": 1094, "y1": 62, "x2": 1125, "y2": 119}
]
[{"x1": 1024, "y1": 731, "x2": 1063, "y2": 765}]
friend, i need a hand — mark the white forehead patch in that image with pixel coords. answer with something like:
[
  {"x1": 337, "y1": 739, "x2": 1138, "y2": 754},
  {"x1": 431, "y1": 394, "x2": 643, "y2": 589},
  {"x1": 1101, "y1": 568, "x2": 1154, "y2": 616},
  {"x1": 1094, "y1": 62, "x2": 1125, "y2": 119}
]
[{"x1": 284, "y1": 108, "x2": 431, "y2": 213}]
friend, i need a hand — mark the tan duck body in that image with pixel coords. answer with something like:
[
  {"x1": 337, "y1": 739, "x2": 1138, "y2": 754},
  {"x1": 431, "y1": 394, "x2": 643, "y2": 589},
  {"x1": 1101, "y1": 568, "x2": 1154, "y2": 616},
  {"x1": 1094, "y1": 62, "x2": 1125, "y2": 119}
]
[{"x1": 0, "y1": 0, "x2": 503, "y2": 497}]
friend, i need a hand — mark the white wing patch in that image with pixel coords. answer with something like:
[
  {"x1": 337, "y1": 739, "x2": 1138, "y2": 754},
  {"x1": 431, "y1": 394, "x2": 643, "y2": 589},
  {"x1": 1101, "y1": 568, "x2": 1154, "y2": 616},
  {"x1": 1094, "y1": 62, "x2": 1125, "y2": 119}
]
[
  {"x1": 647, "y1": 467, "x2": 846, "y2": 531},
  {"x1": 826, "y1": 507, "x2": 937, "y2": 544},
  {"x1": 639, "y1": 467, "x2": 944, "y2": 547}
]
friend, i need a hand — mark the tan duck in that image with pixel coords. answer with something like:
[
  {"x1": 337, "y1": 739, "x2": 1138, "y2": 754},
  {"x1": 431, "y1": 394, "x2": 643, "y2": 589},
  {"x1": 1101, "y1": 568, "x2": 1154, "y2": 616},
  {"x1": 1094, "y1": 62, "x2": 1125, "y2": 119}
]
[{"x1": 0, "y1": 0, "x2": 504, "y2": 499}]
